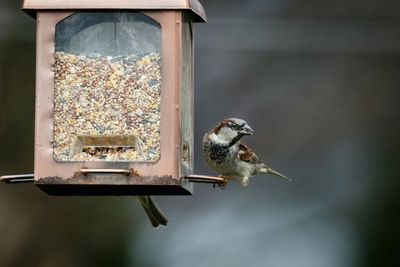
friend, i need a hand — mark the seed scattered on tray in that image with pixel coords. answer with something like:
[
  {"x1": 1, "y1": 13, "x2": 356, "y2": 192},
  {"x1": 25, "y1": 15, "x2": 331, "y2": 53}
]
[{"x1": 53, "y1": 51, "x2": 161, "y2": 162}]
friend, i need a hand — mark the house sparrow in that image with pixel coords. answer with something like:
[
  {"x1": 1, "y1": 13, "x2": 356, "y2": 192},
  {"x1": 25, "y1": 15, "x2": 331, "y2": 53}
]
[
  {"x1": 137, "y1": 196, "x2": 168, "y2": 228},
  {"x1": 203, "y1": 118, "x2": 290, "y2": 187}
]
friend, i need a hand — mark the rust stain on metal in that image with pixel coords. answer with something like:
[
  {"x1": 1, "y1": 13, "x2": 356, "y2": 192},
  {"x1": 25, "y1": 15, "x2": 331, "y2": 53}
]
[
  {"x1": 36, "y1": 175, "x2": 176, "y2": 185},
  {"x1": 130, "y1": 168, "x2": 140, "y2": 177}
]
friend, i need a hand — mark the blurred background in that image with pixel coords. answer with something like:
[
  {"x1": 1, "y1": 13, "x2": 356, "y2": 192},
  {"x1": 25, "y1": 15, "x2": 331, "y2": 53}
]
[{"x1": 1, "y1": 0, "x2": 399, "y2": 266}]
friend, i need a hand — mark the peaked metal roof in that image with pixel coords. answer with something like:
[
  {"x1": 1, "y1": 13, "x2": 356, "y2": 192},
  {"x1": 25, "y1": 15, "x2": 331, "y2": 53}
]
[{"x1": 22, "y1": 0, "x2": 206, "y2": 22}]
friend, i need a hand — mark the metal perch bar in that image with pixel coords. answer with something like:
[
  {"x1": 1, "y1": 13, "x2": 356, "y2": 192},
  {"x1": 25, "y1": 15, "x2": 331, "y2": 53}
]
[
  {"x1": 184, "y1": 174, "x2": 226, "y2": 184},
  {"x1": 0, "y1": 174, "x2": 34, "y2": 183},
  {"x1": 79, "y1": 168, "x2": 132, "y2": 175}
]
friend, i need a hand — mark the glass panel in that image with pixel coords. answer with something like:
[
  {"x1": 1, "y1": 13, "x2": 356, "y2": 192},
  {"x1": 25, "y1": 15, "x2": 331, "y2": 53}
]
[
  {"x1": 54, "y1": 12, "x2": 161, "y2": 162},
  {"x1": 181, "y1": 15, "x2": 193, "y2": 168}
]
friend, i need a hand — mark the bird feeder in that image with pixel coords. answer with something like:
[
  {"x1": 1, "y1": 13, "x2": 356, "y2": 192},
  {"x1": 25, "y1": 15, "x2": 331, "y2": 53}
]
[{"x1": 19, "y1": 0, "x2": 207, "y2": 195}]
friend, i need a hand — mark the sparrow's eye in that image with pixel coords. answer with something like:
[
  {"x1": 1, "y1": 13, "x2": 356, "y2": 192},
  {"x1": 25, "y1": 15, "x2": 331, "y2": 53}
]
[
  {"x1": 231, "y1": 122, "x2": 245, "y2": 131},
  {"x1": 229, "y1": 122, "x2": 240, "y2": 130}
]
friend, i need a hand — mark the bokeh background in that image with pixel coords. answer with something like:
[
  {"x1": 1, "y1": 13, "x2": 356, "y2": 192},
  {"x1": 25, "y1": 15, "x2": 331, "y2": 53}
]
[{"x1": 1, "y1": 0, "x2": 399, "y2": 266}]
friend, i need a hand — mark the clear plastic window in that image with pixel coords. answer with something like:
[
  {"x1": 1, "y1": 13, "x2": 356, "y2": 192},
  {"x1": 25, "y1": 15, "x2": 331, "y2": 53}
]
[
  {"x1": 181, "y1": 16, "x2": 193, "y2": 167},
  {"x1": 54, "y1": 12, "x2": 161, "y2": 162}
]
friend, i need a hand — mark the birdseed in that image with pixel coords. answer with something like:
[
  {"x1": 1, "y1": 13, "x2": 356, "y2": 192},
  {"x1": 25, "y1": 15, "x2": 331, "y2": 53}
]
[{"x1": 53, "y1": 51, "x2": 161, "y2": 162}]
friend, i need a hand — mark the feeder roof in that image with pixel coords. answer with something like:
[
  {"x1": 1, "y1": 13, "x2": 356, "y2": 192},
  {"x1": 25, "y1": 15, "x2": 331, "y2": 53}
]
[{"x1": 22, "y1": 0, "x2": 206, "y2": 22}]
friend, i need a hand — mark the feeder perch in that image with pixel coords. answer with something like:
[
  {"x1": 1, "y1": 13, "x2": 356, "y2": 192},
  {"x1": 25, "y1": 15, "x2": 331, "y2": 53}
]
[{"x1": 10, "y1": 0, "x2": 209, "y2": 195}]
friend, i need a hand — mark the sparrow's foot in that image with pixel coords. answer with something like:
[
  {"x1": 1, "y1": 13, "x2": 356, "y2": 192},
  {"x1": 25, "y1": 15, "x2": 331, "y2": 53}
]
[{"x1": 214, "y1": 175, "x2": 230, "y2": 189}]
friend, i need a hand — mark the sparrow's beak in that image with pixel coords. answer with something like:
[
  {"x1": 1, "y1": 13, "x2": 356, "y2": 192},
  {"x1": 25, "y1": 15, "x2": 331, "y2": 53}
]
[{"x1": 239, "y1": 124, "x2": 254, "y2": 135}]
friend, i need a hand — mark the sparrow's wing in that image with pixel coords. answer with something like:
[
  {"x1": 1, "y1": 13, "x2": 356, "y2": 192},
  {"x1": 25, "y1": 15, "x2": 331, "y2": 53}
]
[{"x1": 238, "y1": 140, "x2": 263, "y2": 164}]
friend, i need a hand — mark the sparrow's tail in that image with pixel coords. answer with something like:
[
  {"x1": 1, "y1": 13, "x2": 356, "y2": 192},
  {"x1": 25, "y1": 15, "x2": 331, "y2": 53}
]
[
  {"x1": 259, "y1": 167, "x2": 292, "y2": 182},
  {"x1": 137, "y1": 196, "x2": 168, "y2": 228}
]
